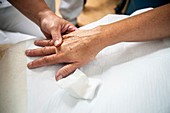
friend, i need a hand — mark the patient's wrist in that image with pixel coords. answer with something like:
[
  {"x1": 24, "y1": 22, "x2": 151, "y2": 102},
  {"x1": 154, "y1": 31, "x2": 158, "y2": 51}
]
[
  {"x1": 94, "y1": 25, "x2": 122, "y2": 49},
  {"x1": 90, "y1": 26, "x2": 113, "y2": 51}
]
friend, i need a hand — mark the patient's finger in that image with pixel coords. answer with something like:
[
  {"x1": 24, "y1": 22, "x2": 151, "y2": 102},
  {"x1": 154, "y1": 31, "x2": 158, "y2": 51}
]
[
  {"x1": 27, "y1": 54, "x2": 61, "y2": 69},
  {"x1": 25, "y1": 46, "x2": 56, "y2": 57},
  {"x1": 55, "y1": 63, "x2": 78, "y2": 81},
  {"x1": 34, "y1": 40, "x2": 54, "y2": 47}
]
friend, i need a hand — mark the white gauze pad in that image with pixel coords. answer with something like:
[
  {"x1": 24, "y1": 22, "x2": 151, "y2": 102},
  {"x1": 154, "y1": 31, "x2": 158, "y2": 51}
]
[{"x1": 57, "y1": 69, "x2": 101, "y2": 100}]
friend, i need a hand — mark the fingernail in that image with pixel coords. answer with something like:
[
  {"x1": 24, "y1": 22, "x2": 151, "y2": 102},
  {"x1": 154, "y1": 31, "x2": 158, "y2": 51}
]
[
  {"x1": 54, "y1": 40, "x2": 60, "y2": 46},
  {"x1": 69, "y1": 26, "x2": 78, "y2": 31},
  {"x1": 27, "y1": 62, "x2": 32, "y2": 69},
  {"x1": 57, "y1": 75, "x2": 63, "y2": 81},
  {"x1": 25, "y1": 50, "x2": 30, "y2": 55},
  {"x1": 34, "y1": 41, "x2": 37, "y2": 45},
  {"x1": 68, "y1": 26, "x2": 73, "y2": 29}
]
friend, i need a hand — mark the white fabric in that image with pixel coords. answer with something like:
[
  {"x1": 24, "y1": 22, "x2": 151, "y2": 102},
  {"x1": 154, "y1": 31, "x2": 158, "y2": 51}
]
[
  {"x1": 0, "y1": 0, "x2": 55, "y2": 37},
  {"x1": 0, "y1": 41, "x2": 28, "y2": 113},
  {"x1": 27, "y1": 38, "x2": 170, "y2": 113},
  {"x1": 0, "y1": 0, "x2": 11, "y2": 8},
  {"x1": 57, "y1": 69, "x2": 101, "y2": 100},
  {"x1": 0, "y1": 6, "x2": 44, "y2": 37},
  {"x1": 0, "y1": 30, "x2": 6, "y2": 40},
  {"x1": 26, "y1": 8, "x2": 170, "y2": 113},
  {"x1": 59, "y1": 0, "x2": 84, "y2": 25},
  {"x1": 0, "y1": 30, "x2": 36, "y2": 44},
  {"x1": 0, "y1": 0, "x2": 83, "y2": 25},
  {"x1": 0, "y1": 8, "x2": 170, "y2": 113}
]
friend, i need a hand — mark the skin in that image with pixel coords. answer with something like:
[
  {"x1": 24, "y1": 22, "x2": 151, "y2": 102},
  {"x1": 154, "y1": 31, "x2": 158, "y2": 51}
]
[
  {"x1": 8, "y1": 0, "x2": 77, "y2": 46},
  {"x1": 25, "y1": 4, "x2": 170, "y2": 80}
]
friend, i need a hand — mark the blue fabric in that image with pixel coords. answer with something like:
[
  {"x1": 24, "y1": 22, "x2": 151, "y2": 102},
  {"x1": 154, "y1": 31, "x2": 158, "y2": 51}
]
[{"x1": 125, "y1": 0, "x2": 170, "y2": 15}]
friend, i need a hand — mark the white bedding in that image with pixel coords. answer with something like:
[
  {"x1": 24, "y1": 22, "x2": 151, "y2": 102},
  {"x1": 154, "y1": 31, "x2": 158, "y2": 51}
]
[
  {"x1": 0, "y1": 8, "x2": 170, "y2": 113},
  {"x1": 27, "y1": 40, "x2": 170, "y2": 113},
  {"x1": 26, "y1": 8, "x2": 170, "y2": 113}
]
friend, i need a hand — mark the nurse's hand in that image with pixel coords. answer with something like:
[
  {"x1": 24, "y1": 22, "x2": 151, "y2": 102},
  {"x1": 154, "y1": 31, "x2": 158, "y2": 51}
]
[
  {"x1": 40, "y1": 11, "x2": 77, "y2": 46},
  {"x1": 25, "y1": 28, "x2": 106, "y2": 80}
]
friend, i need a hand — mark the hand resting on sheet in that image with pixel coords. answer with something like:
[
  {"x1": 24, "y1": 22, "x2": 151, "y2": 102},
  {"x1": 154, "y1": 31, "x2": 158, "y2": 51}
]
[
  {"x1": 25, "y1": 28, "x2": 104, "y2": 80},
  {"x1": 25, "y1": 3, "x2": 170, "y2": 80}
]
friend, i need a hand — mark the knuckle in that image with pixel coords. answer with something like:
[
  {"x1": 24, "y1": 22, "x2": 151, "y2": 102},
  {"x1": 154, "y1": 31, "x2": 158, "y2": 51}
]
[
  {"x1": 41, "y1": 47, "x2": 47, "y2": 55},
  {"x1": 42, "y1": 56, "x2": 49, "y2": 64},
  {"x1": 51, "y1": 55, "x2": 56, "y2": 62}
]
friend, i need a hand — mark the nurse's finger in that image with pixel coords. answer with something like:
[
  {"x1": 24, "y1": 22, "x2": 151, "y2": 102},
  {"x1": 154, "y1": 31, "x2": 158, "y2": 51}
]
[
  {"x1": 25, "y1": 46, "x2": 56, "y2": 57},
  {"x1": 27, "y1": 54, "x2": 61, "y2": 69},
  {"x1": 34, "y1": 40, "x2": 54, "y2": 47}
]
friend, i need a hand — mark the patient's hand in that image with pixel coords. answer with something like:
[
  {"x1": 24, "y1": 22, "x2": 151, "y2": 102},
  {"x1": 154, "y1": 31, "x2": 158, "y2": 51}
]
[{"x1": 25, "y1": 28, "x2": 105, "y2": 80}]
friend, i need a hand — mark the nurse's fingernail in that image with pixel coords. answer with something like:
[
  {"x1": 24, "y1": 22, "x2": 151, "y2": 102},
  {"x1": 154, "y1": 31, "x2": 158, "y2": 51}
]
[
  {"x1": 54, "y1": 40, "x2": 60, "y2": 46},
  {"x1": 69, "y1": 26, "x2": 78, "y2": 31}
]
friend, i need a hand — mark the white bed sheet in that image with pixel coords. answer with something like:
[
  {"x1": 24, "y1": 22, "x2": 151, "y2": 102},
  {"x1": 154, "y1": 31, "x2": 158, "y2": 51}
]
[
  {"x1": 0, "y1": 8, "x2": 169, "y2": 113},
  {"x1": 26, "y1": 8, "x2": 170, "y2": 113}
]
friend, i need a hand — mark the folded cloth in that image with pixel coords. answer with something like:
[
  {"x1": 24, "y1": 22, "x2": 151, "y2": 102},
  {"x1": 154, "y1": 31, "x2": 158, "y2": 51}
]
[{"x1": 57, "y1": 69, "x2": 101, "y2": 100}]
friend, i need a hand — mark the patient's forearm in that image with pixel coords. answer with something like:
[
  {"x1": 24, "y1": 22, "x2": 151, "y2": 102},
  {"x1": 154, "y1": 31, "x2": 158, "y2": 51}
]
[
  {"x1": 102, "y1": 3, "x2": 170, "y2": 47},
  {"x1": 7, "y1": 0, "x2": 53, "y2": 26},
  {"x1": 25, "y1": 3, "x2": 170, "y2": 79}
]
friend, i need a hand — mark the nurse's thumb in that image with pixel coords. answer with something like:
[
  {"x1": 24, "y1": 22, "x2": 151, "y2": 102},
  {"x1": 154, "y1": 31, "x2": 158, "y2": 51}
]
[
  {"x1": 55, "y1": 64, "x2": 77, "y2": 81},
  {"x1": 51, "y1": 30, "x2": 62, "y2": 46}
]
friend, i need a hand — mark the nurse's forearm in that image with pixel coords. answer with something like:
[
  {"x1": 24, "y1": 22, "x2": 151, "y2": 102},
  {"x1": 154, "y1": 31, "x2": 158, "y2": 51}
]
[
  {"x1": 101, "y1": 3, "x2": 170, "y2": 47},
  {"x1": 7, "y1": 0, "x2": 53, "y2": 26}
]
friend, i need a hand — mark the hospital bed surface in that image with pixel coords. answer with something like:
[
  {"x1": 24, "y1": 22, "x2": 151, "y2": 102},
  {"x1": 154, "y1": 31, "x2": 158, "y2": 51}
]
[{"x1": 0, "y1": 8, "x2": 170, "y2": 113}]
